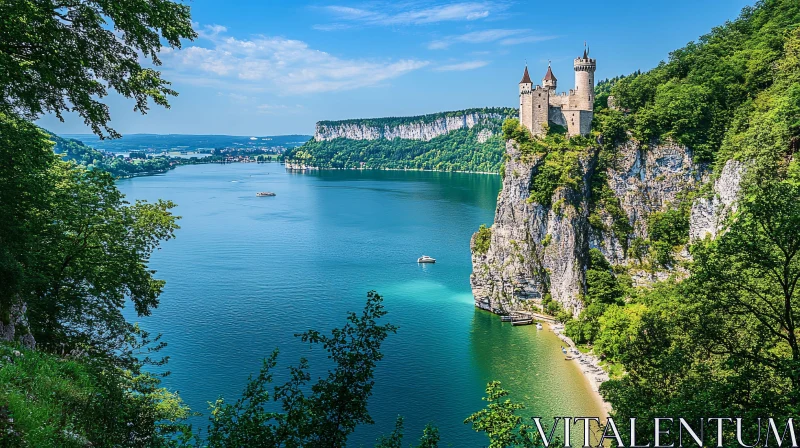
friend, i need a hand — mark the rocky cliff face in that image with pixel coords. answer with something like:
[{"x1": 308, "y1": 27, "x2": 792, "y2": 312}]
[
  {"x1": 589, "y1": 142, "x2": 707, "y2": 265},
  {"x1": 314, "y1": 111, "x2": 505, "y2": 142},
  {"x1": 471, "y1": 139, "x2": 745, "y2": 315}
]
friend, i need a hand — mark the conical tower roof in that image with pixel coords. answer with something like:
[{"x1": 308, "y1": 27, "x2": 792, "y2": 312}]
[
  {"x1": 543, "y1": 65, "x2": 557, "y2": 82},
  {"x1": 519, "y1": 66, "x2": 532, "y2": 84}
]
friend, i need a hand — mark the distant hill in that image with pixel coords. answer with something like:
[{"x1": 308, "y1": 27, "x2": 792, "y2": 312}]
[
  {"x1": 51, "y1": 133, "x2": 174, "y2": 178},
  {"x1": 61, "y1": 133, "x2": 312, "y2": 153},
  {"x1": 284, "y1": 108, "x2": 517, "y2": 173}
]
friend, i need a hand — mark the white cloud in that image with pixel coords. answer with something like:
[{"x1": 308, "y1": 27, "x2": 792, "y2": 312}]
[
  {"x1": 218, "y1": 92, "x2": 253, "y2": 103},
  {"x1": 428, "y1": 29, "x2": 555, "y2": 50},
  {"x1": 161, "y1": 28, "x2": 429, "y2": 94},
  {"x1": 499, "y1": 35, "x2": 556, "y2": 46},
  {"x1": 257, "y1": 104, "x2": 305, "y2": 115},
  {"x1": 316, "y1": 2, "x2": 501, "y2": 28},
  {"x1": 434, "y1": 60, "x2": 489, "y2": 71},
  {"x1": 198, "y1": 24, "x2": 228, "y2": 39}
]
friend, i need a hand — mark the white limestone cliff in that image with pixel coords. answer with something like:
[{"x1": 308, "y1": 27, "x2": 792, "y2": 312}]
[{"x1": 314, "y1": 111, "x2": 506, "y2": 142}]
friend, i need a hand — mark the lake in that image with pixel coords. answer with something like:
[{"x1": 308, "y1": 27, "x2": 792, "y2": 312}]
[{"x1": 117, "y1": 163, "x2": 604, "y2": 446}]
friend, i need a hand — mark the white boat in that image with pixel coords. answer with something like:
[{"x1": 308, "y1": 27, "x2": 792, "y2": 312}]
[
  {"x1": 561, "y1": 347, "x2": 568, "y2": 355},
  {"x1": 256, "y1": 192, "x2": 276, "y2": 197},
  {"x1": 417, "y1": 255, "x2": 436, "y2": 263},
  {"x1": 536, "y1": 322, "x2": 543, "y2": 330}
]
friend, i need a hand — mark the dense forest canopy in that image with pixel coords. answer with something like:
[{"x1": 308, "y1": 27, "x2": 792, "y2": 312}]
[
  {"x1": 602, "y1": 0, "x2": 800, "y2": 163},
  {"x1": 292, "y1": 127, "x2": 507, "y2": 173}
]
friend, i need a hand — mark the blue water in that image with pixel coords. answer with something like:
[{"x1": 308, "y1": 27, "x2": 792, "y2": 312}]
[{"x1": 117, "y1": 163, "x2": 603, "y2": 446}]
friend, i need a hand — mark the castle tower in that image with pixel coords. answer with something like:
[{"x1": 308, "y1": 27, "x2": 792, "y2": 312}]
[
  {"x1": 573, "y1": 45, "x2": 596, "y2": 111},
  {"x1": 542, "y1": 62, "x2": 557, "y2": 92},
  {"x1": 519, "y1": 66, "x2": 534, "y2": 133}
]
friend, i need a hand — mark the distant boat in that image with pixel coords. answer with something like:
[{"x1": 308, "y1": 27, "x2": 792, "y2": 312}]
[
  {"x1": 565, "y1": 356, "x2": 574, "y2": 361},
  {"x1": 256, "y1": 192, "x2": 276, "y2": 197},
  {"x1": 536, "y1": 322, "x2": 543, "y2": 330},
  {"x1": 417, "y1": 255, "x2": 436, "y2": 263},
  {"x1": 561, "y1": 346, "x2": 568, "y2": 355}
]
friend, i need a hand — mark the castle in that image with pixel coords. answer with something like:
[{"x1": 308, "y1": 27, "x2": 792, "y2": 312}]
[{"x1": 518, "y1": 47, "x2": 596, "y2": 137}]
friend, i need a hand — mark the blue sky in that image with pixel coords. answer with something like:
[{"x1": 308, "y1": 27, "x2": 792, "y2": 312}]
[{"x1": 39, "y1": 0, "x2": 752, "y2": 136}]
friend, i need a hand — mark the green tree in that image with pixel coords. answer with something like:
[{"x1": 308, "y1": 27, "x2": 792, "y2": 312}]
[
  {"x1": 691, "y1": 176, "x2": 800, "y2": 404},
  {"x1": 207, "y1": 291, "x2": 400, "y2": 448},
  {"x1": 0, "y1": 0, "x2": 197, "y2": 137},
  {"x1": 464, "y1": 381, "x2": 549, "y2": 448},
  {"x1": 25, "y1": 158, "x2": 179, "y2": 367}
]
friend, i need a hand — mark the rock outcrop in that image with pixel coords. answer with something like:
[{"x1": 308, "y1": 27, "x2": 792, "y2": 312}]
[
  {"x1": 689, "y1": 159, "x2": 745, "y2": 241},
  {"x1": 472, "y1": 139, "x2": 744, "y2": 315},
  {"x1": 471, "y1": 140, "x2": 595, "y2": 314},
  {"x1": 0, "y1": 301, "x2": 36, "y2": 349},
  {"x1": 589, "y1": 142, "x2": 707, "y2": 265},
  {"x1": 314, "y1": 110, "x2": 509, "y2": 142}
]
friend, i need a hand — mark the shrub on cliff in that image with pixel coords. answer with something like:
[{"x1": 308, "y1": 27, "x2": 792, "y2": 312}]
[{"x1": 473, "y1": 225, "x2": 493, "y2": 255}]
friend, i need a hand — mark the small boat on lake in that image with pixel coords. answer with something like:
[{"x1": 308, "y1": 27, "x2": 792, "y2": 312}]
[
  {"x1": 536, "y1": 322, "x2": 543, "y2": 330},
  {"x1": 256, "y1": 192, "x2": 276, "y2": 197},
  {"x1": 417, "y1": 255, "x2": 436, "y2": 263}
]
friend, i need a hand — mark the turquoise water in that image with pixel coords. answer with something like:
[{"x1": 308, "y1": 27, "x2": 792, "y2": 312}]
[{"x1": 117, "y1": 163, "x2": 603, "y2": 446}]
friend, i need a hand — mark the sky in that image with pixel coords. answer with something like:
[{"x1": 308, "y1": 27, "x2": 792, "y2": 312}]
[{"x1": 38, "y1": 0, "x2": 753, "y2": 136}]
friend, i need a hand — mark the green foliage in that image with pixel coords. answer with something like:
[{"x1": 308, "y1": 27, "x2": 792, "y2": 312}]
[
  {"x1": 540, "y1": 293, "x2": 561, "y2": 317},
  {"x1": 0, "y1": 342, "x2": 194, "y2": 447},
  {"x1": 564, "y1": 303, "x2": 607, "y2": 345},
  {"x1": 609, "y1": 0, "x2": 800, "y2": 162},
  {"x1": 206, "y1": 291, "x2": 400, "y2": 447},
  {"x1": 599, "y1": 176, "x2": 800, "y2": 443},
  {"x1": 503, "y1": 119, "x2": 592, "y2": 208},
  {"x1": 473, "y1": 224, "x2": 492, "y2": 255},
  {"x1": 565, "y1": 249, "x2": 627, "y2": 345},
  {"x1": 463, "y1": 381, "x2": 548, "y2": 448},
  {"x1": 594, "y1": 303, "x2": 647, "y2": 361},
  {"x1": 52, "y1": 134, "x2": 174, "y2": 178},
  {"x1": 0, "y1": 3, "x2": 199, "y2": 445},
  {"x1": 286, "y1": 109, "x2": 517, "y2": 173},
  {"x1": 646, "y1": 207, "x2": 690, "y2": 267},
  {"x1": 0, "y1": 0, "x2": 197, "y2": 137},
  {"x1": 373, "y1": 417, "x2": 440, "y2": 448}
]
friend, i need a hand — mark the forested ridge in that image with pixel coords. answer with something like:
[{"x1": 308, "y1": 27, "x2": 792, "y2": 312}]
[
  {"x1": 285, "y1": 108, "x2": 517, "y2": 173},
  {"x1": 52, "y1": 134, "x2": 174, "y2": 178}
]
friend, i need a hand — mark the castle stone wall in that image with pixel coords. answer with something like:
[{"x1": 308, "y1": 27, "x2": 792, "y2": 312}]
[
  {"x1": 519, "y1": 82, "x2": 533, "y2": 134},
  {"x1": 531, "y1": 87, "x2": 550, "y2": 137}
]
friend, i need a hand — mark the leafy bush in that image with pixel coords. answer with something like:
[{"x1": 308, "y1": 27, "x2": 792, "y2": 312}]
[
  {"x1": 0, "y1": 342, "x2": 192, "y2": 447},
  {"x1": 473, "y1": 224, "x2": 492, "y2": 255},
  {"x1": 646, "y1": 208, "x2": 690, "y2": 267}
]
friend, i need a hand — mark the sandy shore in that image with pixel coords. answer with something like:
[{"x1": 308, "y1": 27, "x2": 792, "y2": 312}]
[{"x1": 548, "y1": 321, "x2": 612, "y2": 416}]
